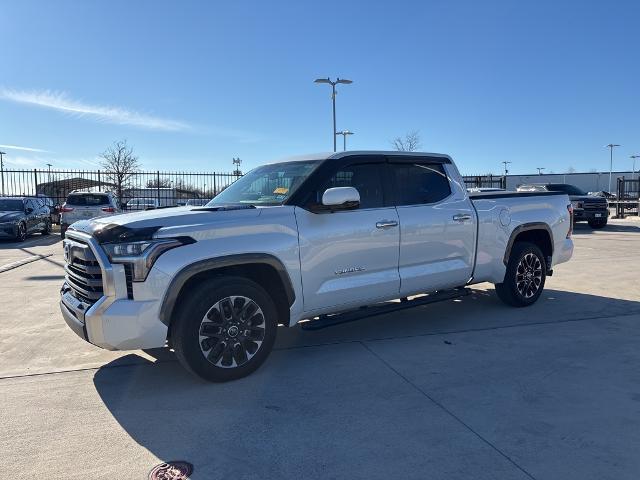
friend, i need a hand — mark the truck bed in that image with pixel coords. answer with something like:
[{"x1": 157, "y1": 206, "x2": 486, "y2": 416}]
[{"x1": 468, "y1": 191, "x2": 567, "y2": 200}]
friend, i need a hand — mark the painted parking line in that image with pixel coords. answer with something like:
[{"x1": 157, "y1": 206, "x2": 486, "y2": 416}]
[{"x1": 0, "y1": 254, "x2": 54, "y2": 273}]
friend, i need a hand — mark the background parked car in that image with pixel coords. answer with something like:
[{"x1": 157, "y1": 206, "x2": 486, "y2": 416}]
[
  {"x1": 0, "y1": 197, "x2": 52, "y2": 241},
  {"x1": 60, "y1": 191, "x2": 120, "y2": 238},
  {"x1": 125, "y1": 197, "x2": 160, "y2": 211},
  {"x1": 517, "y1": 183, "x2": 609, "y2": 228},
  {"x1": 36, "y1": 194, "x2": 60, "y2": 224}
]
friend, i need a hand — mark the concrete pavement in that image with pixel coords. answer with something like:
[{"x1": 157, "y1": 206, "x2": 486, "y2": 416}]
[{"x1": 1, "y1": 220, "x2": 639, "y2": 479}]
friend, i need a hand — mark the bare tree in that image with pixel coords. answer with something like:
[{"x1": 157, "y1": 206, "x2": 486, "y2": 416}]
[
  {"x1": 146, "y1": 177, "x2": 172, "y2": 188},
  {"x1": 391, "y1": 130, "x2": 421, "y2": 152},
  {"x1": 100, "y1": 140, "x2": 140, "y2": 202},
  {"x1": 567, "y1": 166, "x2": 576, "y2": 174}
]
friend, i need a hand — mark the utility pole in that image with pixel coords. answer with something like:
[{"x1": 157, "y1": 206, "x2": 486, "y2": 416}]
[
  {"x1": 630, "y1": 155, "x2": 639, "y2": 181},
  {"x1": 501, "y1": 161, "x2": 512, "y2": 176},
  {"x1": 536, "y1": 167, "x2": 545, "y2": 175},
  {"x1": 314, "y1": 77, "x2": 353, "y2": 152},
  {"x1": 0, "y1": 151, "x2": 6, "y2": 196},
  {"x1": 232, "y1": 157, "x2": 242, "y2": 177},
  {"x1": 606, "y1": 144, "x2": 620, "y2": 193},
  {"x1": 336, "y1": 130, "x2": 354, "y2": 151}
]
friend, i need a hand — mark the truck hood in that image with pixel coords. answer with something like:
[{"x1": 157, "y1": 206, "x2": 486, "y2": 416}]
[
  {"x1": 569, "y1": 195, "x2": 608, "y2": 204},
  {"x1": 69, "y1": 204, "x2": 262, "y2": 242}
]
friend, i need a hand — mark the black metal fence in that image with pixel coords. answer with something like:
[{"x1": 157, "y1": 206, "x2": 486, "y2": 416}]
[
  {"x1": 614, "y1": 177, "x2": 640, "y2": 218},
  {"x1": 462, "y1": 174, "x2": 506, "y2": 189},
  {"x1": 0, "y1": 168, "x2": 509, "y2": 209},
  {"x1": 0, "y1": 169, "x2": 240, "y2": 208}
]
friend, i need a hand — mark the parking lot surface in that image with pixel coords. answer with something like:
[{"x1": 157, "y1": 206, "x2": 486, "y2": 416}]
[{"x1": 1, "y1": 220, "x2": 639, "y2": 479}]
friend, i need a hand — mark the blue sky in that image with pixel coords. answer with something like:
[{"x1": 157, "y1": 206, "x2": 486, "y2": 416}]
[{"x1": 1, "y1": 0, "x2": 638, "y2": 174}]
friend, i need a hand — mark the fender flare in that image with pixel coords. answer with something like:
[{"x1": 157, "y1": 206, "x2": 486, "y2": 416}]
[
  {"x1": 159, "y1": 253, "x2": 296, "y2": 326},
  {"x1": 503, "y1": 222, "x2": 554, "y2": 266}
]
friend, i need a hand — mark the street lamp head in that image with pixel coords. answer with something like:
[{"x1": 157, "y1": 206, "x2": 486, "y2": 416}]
[
  {"x1": 0, "y1": 151, "x2": 6, "y2": 155},
  {"x1": 606, "y1": 144, "x2": 621, "y2": 148},
  {"x1": 314, "y1": 78, "x2": 331, "y2": 84},
  {"x1": 336, "y1": 78, "x2": 353, "y2": 84}
]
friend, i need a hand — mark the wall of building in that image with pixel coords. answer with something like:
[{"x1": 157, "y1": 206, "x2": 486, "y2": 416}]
[{"x1": 505, "y1": 171, "x2": 636, "y2": 193}]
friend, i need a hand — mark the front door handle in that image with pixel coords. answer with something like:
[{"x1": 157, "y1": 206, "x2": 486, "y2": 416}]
[
  {"x1": 376, "y1": 220, "x2": 398, "y2": 229},
  {"x1": 452, "y1": 213, "x2": 472, "y2": 222}
]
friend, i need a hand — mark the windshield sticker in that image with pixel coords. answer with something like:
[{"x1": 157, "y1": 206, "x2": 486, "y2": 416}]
[{"x1": 273, "y1": 187, "x2": 289, "y2": 195}]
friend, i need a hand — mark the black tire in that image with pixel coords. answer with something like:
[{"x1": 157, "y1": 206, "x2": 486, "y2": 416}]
[
  {"x1": 170, "y1": 276, "x2": 279, "y2": 382},
  {"x1": 588, "y1": 218, "x2": 607, "y2": 229},
  {"x1": 16, "y1": 222, "x2": 27, "y2": 242},
  {"x1": 41, "y1": 219, "x2": 51, "y2": 235},
  {"x1": 494, "y1": 242, "x2": 546, "y2": 307}
]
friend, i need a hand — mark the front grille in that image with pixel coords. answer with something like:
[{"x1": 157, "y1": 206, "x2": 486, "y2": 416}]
[
  {"x1": 583, "y1": 201, "x2": 607, "y2": 210},
  {"x1": 123, "y1": 264, "x2": 134, "y2": 299},
  {"x1": 64, "y1": 238, "x2": 104, "y2": 305}
]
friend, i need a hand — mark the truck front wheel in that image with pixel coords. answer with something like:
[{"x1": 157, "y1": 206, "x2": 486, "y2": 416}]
[
  {"x1": 494, "y1": 242, "x2": 546, "y2": 307},
  {"x1": 588, "y1": 218, "x2": 607, "y2": 229},
  {"x1": 171, "y1": 276, "x2": 278, "y2": 382}
]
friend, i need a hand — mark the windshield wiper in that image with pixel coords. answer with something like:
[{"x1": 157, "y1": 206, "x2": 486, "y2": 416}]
[{"x1": 192, "y1": 204, "x2": 257, "y2": 212}]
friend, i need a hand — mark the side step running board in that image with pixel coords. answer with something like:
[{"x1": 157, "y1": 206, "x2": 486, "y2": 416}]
[{"x1": 300, "y1": 288, "x2": 471, "y2": 331}]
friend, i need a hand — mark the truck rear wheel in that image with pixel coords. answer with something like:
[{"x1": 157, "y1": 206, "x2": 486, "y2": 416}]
[
  {"x1": 494, "y1": 242, "x2": 546, "y2": 307},
  {"x1": 171, "y1": 276, "x2": 278, "y2": 382}
]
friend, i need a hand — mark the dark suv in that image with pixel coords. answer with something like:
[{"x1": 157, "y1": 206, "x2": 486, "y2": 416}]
[
  {"x1": 0, "y1": 197, "x2": 52, "y2": 241},
  {"x1": 517, "y1": 183, "x2": 609, "y2": 228}
]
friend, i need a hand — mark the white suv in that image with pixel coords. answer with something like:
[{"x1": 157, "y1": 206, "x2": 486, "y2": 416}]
[{"x1": 60, "y1": 191, "x2": 120, "y2": 238}]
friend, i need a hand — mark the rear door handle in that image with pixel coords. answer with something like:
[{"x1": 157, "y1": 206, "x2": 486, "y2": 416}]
[
  {"x1": 376, "y1": 220, "x2": 398, "y2": 229},
  {"x1": 452, "y1": 213, "x2": 472, "y2": 222}
]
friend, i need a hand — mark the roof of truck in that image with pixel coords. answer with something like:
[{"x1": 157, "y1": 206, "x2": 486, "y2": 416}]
[{"x1": 268, "y1": 150, "x2": 453, "y2": 165}]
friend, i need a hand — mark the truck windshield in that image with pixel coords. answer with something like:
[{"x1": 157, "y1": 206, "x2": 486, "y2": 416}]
[
  {"x1": 547, "y1": 184, "x2": 586, "y2": 195},
  {"x1": 208, "y1": 160, "x2": 320, "y2": 206}
]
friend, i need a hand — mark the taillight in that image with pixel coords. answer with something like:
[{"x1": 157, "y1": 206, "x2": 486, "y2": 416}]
[
  {"x1": 102, "y1": 207, "x2": 115, "y2": 213},
  {"x1": 60, "y1": 205, "x2": 74, "y2": 213},
  {"x1": 567, "y1": 204, "x2": 573, "y2": 238}
]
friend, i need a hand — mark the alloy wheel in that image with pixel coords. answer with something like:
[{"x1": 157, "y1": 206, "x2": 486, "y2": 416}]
[
  {"x1": 198, "y1": 296, "x2": 266, "y2": 368},
  {"x1": 17, "y1": 223, "x2": 26, "y2": 241},
  {"x1": 515, "y1": 253, "x2": 543, "y2": 298}
]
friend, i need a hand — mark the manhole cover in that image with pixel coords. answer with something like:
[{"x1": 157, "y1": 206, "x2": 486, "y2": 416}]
[{"x1": 149, "y1": 461, "x2": 193, "y2": 480}]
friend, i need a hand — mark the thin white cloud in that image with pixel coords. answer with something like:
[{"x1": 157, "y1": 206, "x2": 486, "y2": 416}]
[
  {"x1": 0, "y1": 144, "x2": 49, "y2": 153},
  {"x1": 0, "y1": 88, "x2": 190, "y2": 132}
]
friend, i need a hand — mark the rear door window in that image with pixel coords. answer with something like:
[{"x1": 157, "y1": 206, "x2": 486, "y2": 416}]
[
  {"x1": 67, "y1": 194, "x2": 110, "y2": 206},
  {"x1": 390, "y1": 162, "x2": 451, "y2": 206}
]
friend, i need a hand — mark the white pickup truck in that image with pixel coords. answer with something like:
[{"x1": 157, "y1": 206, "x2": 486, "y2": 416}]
[{"x1": 60, "y1": 151, "x2": 574, "y2": 381}]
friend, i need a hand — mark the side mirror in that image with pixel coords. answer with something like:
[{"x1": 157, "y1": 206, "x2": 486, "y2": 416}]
[{"x1": 321, "y1": 187, "x2": 360, "y2": 210}]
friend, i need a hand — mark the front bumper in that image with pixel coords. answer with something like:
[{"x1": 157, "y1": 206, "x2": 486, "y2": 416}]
[
  {"x1": 573, "y1": 209, "x2": 608, "y2": 221},
  {"x1": 0, "y1": 223, "x2": 18, "y2": 238},
  {"x1": 59, "y1": 230, "x2": 169, "y2": 351}
]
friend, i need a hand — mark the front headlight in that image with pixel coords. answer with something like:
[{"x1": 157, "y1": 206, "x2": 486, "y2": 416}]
[{"x1": 102, "y1": 238, "x2": 192, "y2": 281}]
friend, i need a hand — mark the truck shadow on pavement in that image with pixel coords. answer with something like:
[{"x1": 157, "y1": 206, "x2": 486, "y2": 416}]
[
  {"x1": 572, "y1": 223, "x2": 640, "y2": 234},
  {"x1": 92, "y1": 288, "x2": 640, "y2": 478}
]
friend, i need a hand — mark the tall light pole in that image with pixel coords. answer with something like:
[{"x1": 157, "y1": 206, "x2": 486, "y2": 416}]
[
  {"x1": 606, "y1": 144, "x2": 620, "y2": 193},
  {"x1": 501, "y1": 161, "x2": 511, "y2": 176},
  {"x1": 537, "y1": 167, "x2": 545, "y2": 175},
  {"x1": 336, "y1": 130, "x2": 354, "y2": 151},
  {"x1": 630, "y1": 155, "x2": 639, "y2": 181},
  {"x1": 0, "y1": 151, "x2": 6, "y2": 196},
  {"x1": 314, "y1": 77, "x2": 353, "y2": 152},
  {"x1": 46, "y1": 163, "x2": 52, "y2": 185}
]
